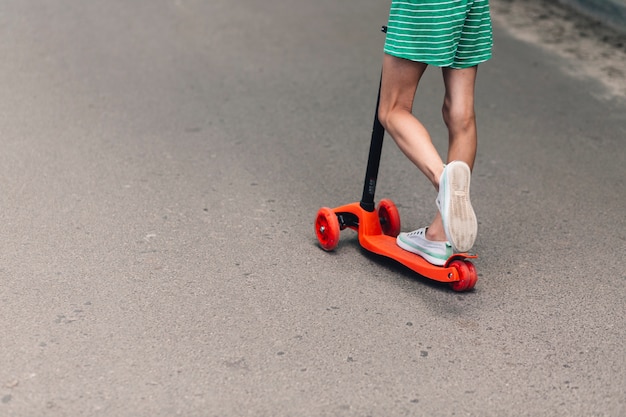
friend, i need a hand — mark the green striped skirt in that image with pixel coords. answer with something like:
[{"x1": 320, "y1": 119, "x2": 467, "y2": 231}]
[{"x1": 384, "y1": 0, "x2": 493, "y2": 68}]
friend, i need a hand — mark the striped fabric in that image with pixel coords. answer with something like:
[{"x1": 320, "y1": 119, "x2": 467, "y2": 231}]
[{"x1": 384, "y1": 0, "x2": 493, "y2": 68}]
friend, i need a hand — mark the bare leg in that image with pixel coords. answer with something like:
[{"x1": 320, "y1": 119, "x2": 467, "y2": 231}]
[
  {"x1": 378, "y1": 54, "x2": 445, "y2": 188},
  {"x1": 442, "y1": 66, "x2": 478, "y2": 169},
  {"x1": 426, "y1": 66, "x2": 479, "y2": 242},
  {"x1": 379, "y1": 54, "x2": 479, "y2": 243}
]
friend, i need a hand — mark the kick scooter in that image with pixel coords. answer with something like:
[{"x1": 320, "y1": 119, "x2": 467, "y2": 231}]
[{"x1": 314, "y1": 28, "x2": 478, "y2": 292}]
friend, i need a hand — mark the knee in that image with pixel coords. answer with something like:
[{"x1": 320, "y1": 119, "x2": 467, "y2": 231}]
[
  {"x1": 442, "y1": 100, "x2": 475, "y2": 133},
  {"x1": 377, "y1": 103, "x2": 391, "y2": 131},
  {"x1": 378, "y1": 101, "x2": 410, "y2": 132}
]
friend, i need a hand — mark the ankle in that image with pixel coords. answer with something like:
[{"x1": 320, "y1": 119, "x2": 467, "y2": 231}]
[
  {"x1": 425, "y1": 226, "x2": 447, "y2": 242},
  {"x1": 431, "y1": 165, "x2": 445, "y2": 190}
]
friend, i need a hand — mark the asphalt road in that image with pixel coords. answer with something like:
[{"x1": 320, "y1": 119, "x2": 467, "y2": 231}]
[{"x1": 1, "y1": 1, "x2": 625, "y2": 416}]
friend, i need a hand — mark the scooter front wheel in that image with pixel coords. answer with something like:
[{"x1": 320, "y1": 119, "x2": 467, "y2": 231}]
[
  {"x1": 377, "y1": 199, "x2": 401, "y2": 237},
  {"x1": 315, "y1": 207, "x2": 340, "y2": 251}
]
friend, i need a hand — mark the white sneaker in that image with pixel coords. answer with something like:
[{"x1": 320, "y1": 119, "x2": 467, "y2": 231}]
[
  {"x1": 436, "y1": 161, "x2": 477, "y2": 253},
  {"x1": 396, "y1": 228, "x2": 453, "y2": 266}
]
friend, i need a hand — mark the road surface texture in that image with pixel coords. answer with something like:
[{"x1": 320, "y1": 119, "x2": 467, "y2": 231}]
[
  {"x1": 558, "y1": 0, "x2": 626, "y2": 33},
  {"x1": 1, "y1": 0, "x2": 624, "y2": 416}
]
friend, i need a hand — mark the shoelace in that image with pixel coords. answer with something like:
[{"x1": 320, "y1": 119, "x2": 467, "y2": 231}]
[
  {"x1": 405, "y1": 229, "x2": 452, "y2": 247},
  {"x1": 406, "y1": 230, "x2": 425, "y2": 237}
]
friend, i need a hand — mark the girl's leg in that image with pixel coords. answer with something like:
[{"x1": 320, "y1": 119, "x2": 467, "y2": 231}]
[
  {"x1": 425, "y1": 66, "x2": 479, "y2": 246},
  {"x1": 379, "y1": 55, "x2": 479, "y2": 251},
  {"x1": 442, "y1": 66, "x2": 478, "y2": 168},
  {"x1": 378, "y1": 54, "x2": 445, "y2": 188}
]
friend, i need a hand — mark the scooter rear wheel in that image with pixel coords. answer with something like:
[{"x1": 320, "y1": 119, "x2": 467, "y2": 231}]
[
  {"x1": 315, "y1": 207, "x2": 340, "y2": 251},
  {"x1": 464, "y1": 260, "x2": 478, "y2": 290},
  {"x1": 449, "y1": 260, "x2": 472, "y2": 292}
]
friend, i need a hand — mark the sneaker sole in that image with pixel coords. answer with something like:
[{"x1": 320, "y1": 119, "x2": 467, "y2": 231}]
[{"x1": 440, "y1": 162, "x2": 477, "y2": 253}]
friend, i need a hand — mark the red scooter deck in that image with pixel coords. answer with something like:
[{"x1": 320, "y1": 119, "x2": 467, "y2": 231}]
[{"x1": 360, "y1": 234, "x2": 475, "y2": 284}]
